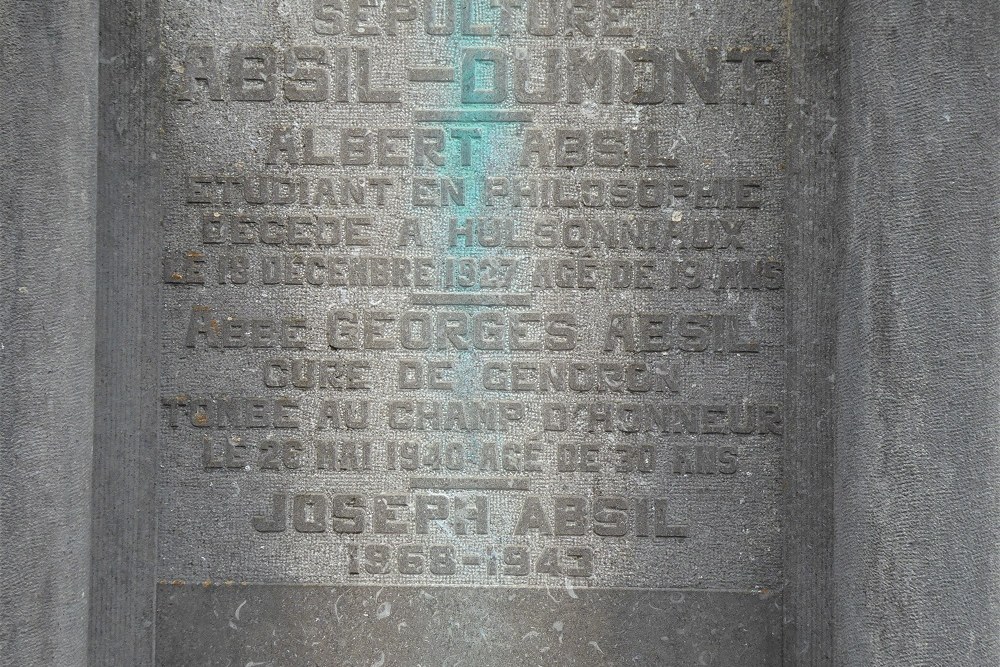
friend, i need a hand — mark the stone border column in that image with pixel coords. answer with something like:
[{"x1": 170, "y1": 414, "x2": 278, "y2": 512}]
[
  {"x1": 0, "y1": 2, "x2": 98, "y2": 664},
  {"x1": 836, "y1": 2, "x2": 1000, "y2": 663}
]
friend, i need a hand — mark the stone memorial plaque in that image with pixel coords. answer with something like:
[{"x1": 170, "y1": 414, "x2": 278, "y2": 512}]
[
  {"x1": 8, "y1": 1, "x2": 998, "y2": 665},
  {"x1": 153, "y1": 0, "x2": 787, "y2": 663}
]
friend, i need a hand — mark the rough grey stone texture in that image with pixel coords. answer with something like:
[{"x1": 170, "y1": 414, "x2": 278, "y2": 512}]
[
  {"x1": 155, "y1": 0, "x2": 788, "y2": 593},
  {"x1": 0, "y1": 2, "x2": 98, "y2": 665},
  {"x1": 149, "y1": 0, "x2": 790, "y2": 661},
  {"x1": 156, "y1": 584, "x2": 781, "y2": 666},
  {"x1": 2, "y1": 0, "x2": 997, "y2": 664},
  {"x1": 90, "y1": 0, "x2": 162, "y2": 665},
  {"x1": 836, "y1": 1, "x2": 1000, "y2": 664},
  {"x1": 782, "y1": 1, "x2": 839, "y2": 663}
]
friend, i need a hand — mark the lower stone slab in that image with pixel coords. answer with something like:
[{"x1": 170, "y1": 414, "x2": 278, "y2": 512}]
[{"x1": 155, "y1": 584, "x2": 781, "y2": 666}]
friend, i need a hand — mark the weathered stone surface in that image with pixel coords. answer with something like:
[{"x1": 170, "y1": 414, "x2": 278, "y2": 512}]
[
  {"x1": 92, "y1": 1, "x2": 163, "y2": 664},
  {"x1": 147, "y1": 1, "x2": 793, "y2": 663},
  {"x1": 156, "y1": 584, "x2": 781, "y2": 665},
  {"x1": 0, "y1": 3, "x2": 97, "y2": 665},
  {"x1": 2, "y1": 0, "x2": 997, "y2": 665},
  {"x1": 836, "y1": 2, "x2": 1000, "y2": 664}
]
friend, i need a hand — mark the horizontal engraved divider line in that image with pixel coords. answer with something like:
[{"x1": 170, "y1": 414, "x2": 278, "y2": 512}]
[
  {"x1": 410, "y1": 293, "x2": 532, "y2": 307},
  {"x1": 409, "y1": 477, "x2": 531, "y2": 492},
  {"x1": 414, "y1": 110, "x2": 534, "y2": 123},
  {"x1": 407, "y1": 67, "x2": 455, "y2": 82},
  {"x1": 155, "y1": 582, "x2": 777, "y2": 596}
]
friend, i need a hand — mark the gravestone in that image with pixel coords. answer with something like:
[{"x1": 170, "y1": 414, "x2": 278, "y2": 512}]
[
  {"x1": 1, "y1": 1, "x2": 998, "y2": 665},
  {"x1": 155, "y1": 1, "x2": 789, "y2": 663},
  {"x1": 151, "y1": 2, "x2": 788, "y2": 663}
]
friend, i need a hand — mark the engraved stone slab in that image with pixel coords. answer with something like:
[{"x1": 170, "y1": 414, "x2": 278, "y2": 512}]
[{"x1": 155, "y1": 0, "x2": 787, "y2": 660}]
